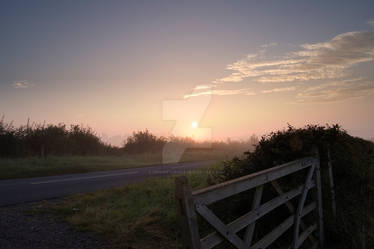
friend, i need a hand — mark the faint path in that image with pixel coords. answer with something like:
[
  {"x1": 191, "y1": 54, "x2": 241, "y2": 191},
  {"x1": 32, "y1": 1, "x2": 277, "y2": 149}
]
[{"x1": 0, "y1": 160, "x2": 214, "y2": 206}]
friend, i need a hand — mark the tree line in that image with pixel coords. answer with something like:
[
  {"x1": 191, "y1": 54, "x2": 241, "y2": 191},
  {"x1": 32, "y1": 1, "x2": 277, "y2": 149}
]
[
  {"x1": 0, "y1": 119, "x2": 258, "y2": 157},
  {"x1": 0, "y1": 119, "x2": 120, "y2": 157}
]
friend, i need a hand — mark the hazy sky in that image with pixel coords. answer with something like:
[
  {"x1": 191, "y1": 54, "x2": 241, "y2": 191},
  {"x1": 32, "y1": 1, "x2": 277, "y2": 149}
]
[{"x1": 1, "y1": 0, "x2": 374, "y2": 144}]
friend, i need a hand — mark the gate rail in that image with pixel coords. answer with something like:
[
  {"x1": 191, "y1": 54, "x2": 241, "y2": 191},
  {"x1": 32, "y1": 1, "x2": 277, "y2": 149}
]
[{"x1": 175, "y1": 157, "x2": 324, "y2": 249}]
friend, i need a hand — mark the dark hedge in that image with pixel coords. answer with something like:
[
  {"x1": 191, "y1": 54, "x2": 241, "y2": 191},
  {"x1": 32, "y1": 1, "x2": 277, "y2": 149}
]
[{"x1": 209, "y1": 124, "x2": 373, "y2": 249}]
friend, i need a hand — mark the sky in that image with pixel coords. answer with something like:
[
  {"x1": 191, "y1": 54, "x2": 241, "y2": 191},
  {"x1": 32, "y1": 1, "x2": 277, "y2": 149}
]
[{"x1": 1, "y1": 0, "x2": 374, "y2": 145}]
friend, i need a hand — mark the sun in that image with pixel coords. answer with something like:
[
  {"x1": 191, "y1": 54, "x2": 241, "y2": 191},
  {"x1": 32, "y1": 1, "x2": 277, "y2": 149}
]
[{"x1": 191, "y1": 121, "x2": 198, "y2": 128}]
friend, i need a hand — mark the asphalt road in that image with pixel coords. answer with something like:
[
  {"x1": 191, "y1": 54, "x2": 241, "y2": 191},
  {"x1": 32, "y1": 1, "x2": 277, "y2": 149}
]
[{"x1": 0, "y1": 161, "x2": 213, "y2": 206}]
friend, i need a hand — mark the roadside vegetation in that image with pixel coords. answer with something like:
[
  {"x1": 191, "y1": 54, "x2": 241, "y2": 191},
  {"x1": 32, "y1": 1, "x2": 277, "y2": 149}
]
[
  {"x1": 0, "y1": 118, "x2": 257, "y2": 179},
  {"x1": 48, "y1": 166, "x2": 219, "y2": 249},
  {"x1": 48, "y1": 124, "x2": 373, "y2": 249},
  {"x1": 0, "y1": 150, "x2": 229, "y2": 180},
  {"x1": 209, "y1": 124, "x2": 374, "y2": 249}
]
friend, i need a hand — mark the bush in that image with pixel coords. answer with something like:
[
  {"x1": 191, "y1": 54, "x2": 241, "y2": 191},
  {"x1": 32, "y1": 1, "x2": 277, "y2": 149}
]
[
  {"x1": 210, "y1": 124, "x2": 374, "y2": 249},
  {"x1": 0, "y1": 120, "x2": 22, "y2": 157},
  {"x1": 123, "y1": 130, "x2": 167, "y2": 154},
  {"x1": 0, "y1": 118, "x2": 112, "y2": 157}
]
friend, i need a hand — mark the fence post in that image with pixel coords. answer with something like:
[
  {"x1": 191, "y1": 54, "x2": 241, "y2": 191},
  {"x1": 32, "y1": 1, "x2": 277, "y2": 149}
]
[
  {"x1": 327, "y1": 147, "x2": 337, "y2": 219},
  {"x1": 314, "y1": 150, "x2": 324, "y2": 248},
  {"x1": 175, "y1": 176, "x2": 201, "y2": 249}
]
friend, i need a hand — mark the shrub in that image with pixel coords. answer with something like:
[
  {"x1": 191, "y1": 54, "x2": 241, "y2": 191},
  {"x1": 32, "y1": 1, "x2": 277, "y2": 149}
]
[
  {"x1": 210, "y1": 124, "x2": 374, "y2": 249},
  {"x1": 0, "y1": 120, "x2": 22, "y2": 157},
  {"x1": 0, "y1": 118, "x2": 112, "y2": 157},
  {"x1": 123, "y1": 130, "x2": 167, "y2": 154}
]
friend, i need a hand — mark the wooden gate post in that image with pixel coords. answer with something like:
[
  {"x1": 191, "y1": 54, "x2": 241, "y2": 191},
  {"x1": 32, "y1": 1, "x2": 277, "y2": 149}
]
[
  {"x1": 327, "y1": 148, "x2": 337, "y2": 219},
  {"x1": 312, "y1": 149, "x2": 324, "y2": 249},
  {"x1": 315, "y1": 158, "x2": 324, "y2": 248},
  {"x1": 175, "y1": 176, "x2": 201, "y2": 249}
]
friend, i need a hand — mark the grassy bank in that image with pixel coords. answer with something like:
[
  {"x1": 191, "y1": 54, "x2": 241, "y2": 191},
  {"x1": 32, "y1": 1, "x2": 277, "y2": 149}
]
[
  {"x1": 0, "y1": 149, "x2": 236, "y2": 180},
  {"x1": 47, "y1": 166, "x2": 218, "y2": 249}
]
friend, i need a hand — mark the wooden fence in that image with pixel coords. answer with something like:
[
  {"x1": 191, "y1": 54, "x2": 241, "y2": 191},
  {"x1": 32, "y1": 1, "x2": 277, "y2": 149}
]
[{"x1": 175, "y1": 157, "x2": 324, "y2": 249}]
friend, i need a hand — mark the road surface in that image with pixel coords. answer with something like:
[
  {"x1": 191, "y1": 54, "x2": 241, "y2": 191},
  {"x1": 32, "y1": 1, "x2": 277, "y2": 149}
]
[{"x1": 0, "y1": 161, "x2": 213, "y2": 206}]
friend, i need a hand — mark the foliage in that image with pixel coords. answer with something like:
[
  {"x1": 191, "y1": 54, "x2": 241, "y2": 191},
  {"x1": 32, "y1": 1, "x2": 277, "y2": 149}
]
[
  {"x1": 0, "y1": 118, "x2": 115, "y2": 157},
  {"x1": 123, "y1": 130, "x2": 259, "y2": 155},
  {"x1": 0, "y1": 117, "x2": 258, "y2": 158},
  {"x1": 210, "y1": 124, "x2": 374, "y2": 249},
  {"x1": 123, "y1": 130, "x2": 167, "y2": 154}
]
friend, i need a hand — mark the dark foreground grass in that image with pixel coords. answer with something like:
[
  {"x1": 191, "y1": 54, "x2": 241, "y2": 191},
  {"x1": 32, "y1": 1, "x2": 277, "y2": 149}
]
[
  {"x1": 0, "y1": 150, "x2": 236, "y2": 180},
  {"x1": 47, "y1": 166, "x2": 219, "y2": 249}
]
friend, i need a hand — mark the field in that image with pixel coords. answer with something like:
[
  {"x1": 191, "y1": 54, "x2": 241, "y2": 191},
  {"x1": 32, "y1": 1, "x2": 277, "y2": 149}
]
[{"x1": 0, "y1": 149, "x2": 239, "y2": 180}]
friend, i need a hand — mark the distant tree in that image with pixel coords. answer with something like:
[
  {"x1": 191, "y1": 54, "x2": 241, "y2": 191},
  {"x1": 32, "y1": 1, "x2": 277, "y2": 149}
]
[
  {"x1": 0, "y1": 118, "x2": 112, "y2": 157},
  {"x1": 68, "y1": 125, "x2": 104, "y2": 155},
  {"x1": 23, "y1": 123, "x2": 67, "y2": 157},
  {"x1": 123, "y1": 130, "x2": 166, "y2": 153},
  {"x1": 0, "y1": 119, "x2": 21, "y2": 157}
]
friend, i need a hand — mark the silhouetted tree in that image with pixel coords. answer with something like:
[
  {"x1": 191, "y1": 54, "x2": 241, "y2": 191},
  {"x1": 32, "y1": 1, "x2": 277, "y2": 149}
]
[{"x1": 123, "y1": 130, "x2": 167, "y2": 153}]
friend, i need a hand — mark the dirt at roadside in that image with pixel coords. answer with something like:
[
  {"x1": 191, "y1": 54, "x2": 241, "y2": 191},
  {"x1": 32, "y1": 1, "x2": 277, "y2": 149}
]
[{"x1": 0, "y1": 203, "x2": 111, "y2": 249}]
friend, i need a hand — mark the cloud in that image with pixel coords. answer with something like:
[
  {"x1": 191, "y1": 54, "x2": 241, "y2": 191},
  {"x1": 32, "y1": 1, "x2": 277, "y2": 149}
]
[
  {"x1": 260, "y1": 42, "x2": 278, "y2": 48},
  {"x1": 302, "y1": 77, "x2": 362, "y2": 93},
  {"x1": 296, "y1": 79, "x2": 374, "y2": 103},
  {"x1": 261, "y1": 86, "x2": 296, "y2": 94},
  {"x1": 193, "y1": 84, "x2": 214, "y2": 90},
  {"x1": 12, "y1": 80, "x2": 34, "y2": 89},
  {"x1": 216, "y1": 30, "x2": 374, "y2": 84},
  {"x1": 184, "y1": 89, "x2": 255, "y2": 99},
  {"x1": 186, "y1": 26, "x2": 374, "y2": 103}
]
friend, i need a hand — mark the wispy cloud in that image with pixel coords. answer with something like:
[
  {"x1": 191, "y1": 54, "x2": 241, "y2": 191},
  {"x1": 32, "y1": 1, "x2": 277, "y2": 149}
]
[
  {"x1": 261, "y1": 86, "x2": 296, "y2": 94},
  {"x1": 193, "y1": 84, "x2": 214, "y2": 90},
  {"x1": 296, "y1": 79, "x2": 374, "y2": 103},
  {"x1": 216, "y1": 30, "x2": 374, "y2": 84},
  {"x1": 260, "y1": 42, "x2": 278, "y2": 48},
  {"x1": 12, "y1": 80, "x2": 34, "y2": 89},
  {"x1": 185, "y1": 26, "x2": 374, "y2": 102},
  {"x1": 302, "y1": 78, "x2": 362, "y2": 93},
  {"x1": 184, "y1": 89, "x2": 255, "y2": 99}
]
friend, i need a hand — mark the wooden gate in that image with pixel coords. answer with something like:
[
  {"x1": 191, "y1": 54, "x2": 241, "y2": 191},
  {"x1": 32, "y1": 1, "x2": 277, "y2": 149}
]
[{"x1": 175, "y1": 157, "x2": 324, "y2": 249}]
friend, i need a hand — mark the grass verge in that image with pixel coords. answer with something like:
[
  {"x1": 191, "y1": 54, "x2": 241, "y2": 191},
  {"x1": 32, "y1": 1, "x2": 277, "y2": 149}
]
[
  {"x1": 0, "y1": 150, "x2": 237, "y2": 180},
  {"x1": 46, "y1": 165, "x2": 220, "y2": 249}
]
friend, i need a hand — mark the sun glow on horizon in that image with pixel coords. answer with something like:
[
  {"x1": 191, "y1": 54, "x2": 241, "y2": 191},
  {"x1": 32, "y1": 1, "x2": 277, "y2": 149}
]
[{"x1": 192, "y1": 121, "x2": 198, "y2": 128}]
